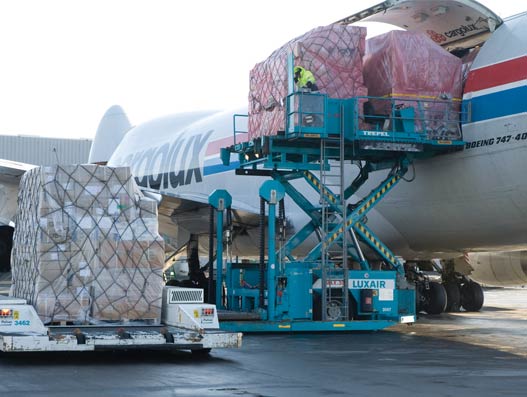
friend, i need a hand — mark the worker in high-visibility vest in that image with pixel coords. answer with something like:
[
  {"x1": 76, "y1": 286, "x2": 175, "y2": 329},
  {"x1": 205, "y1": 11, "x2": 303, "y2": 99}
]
[
  {"x1": 294, "y1": 66, "x2": 319, "y2": 91},
  {"x1": 294, "y1": 66, "x2": 321, "y2": 127}
]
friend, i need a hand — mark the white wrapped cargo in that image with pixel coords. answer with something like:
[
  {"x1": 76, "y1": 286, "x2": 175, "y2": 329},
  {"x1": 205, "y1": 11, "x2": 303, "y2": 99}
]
[{"x1": 10, "y1": 164, "x2": 165, "y2": 324}]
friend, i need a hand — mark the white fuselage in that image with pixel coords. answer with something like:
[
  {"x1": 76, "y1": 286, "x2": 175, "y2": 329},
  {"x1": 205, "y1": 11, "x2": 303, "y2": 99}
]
[{"x1": 108, "y1": 13, "x2": 527, "y2": 260}]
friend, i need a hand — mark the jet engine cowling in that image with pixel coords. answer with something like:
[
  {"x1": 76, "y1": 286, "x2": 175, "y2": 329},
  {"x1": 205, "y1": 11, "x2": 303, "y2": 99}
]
[{"x1": 468, "y1": 251, "x2": 527, "y2": 287}]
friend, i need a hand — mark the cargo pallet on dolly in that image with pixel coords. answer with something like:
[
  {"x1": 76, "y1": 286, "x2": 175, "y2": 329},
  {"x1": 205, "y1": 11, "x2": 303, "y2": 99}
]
[{"x1": 0, "y1": 287, "x2": 241, "y2": 353}]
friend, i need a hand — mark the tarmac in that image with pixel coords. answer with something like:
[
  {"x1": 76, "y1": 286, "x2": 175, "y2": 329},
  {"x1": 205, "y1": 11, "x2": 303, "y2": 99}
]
[{"x1": 0, "y1": 287, "x2": 526, "y2": 396}]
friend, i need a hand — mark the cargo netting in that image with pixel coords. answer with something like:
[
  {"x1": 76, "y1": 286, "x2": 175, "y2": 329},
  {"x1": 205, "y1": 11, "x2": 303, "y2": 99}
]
[
  {"x1": 10, "y1": 165, "x2": 165, "y2": 324},
  {"x1": 248, "y1": 24, "x2": 367, "y2": 139}
]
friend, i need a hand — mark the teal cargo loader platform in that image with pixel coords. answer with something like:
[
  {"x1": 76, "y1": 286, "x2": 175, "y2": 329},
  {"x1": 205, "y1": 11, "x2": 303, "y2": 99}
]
[{"x1": 211, "y1": 88, "x2": 464, "y2": 332}]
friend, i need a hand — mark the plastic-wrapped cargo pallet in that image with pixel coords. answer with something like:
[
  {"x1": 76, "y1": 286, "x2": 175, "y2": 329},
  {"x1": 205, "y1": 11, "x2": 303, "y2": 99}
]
[
  {"x1": 363, "y1": 30, "x2": 462, "y2": 103},
  {"x1": 248, "y1": 24, "x2": 367, "y2": 139},
  {"x1": 362, "y1": 30, "x2": 463, "y2": 139},
  {"x1": 10, "y1": 164, "x2": 165, "y2": 324}
]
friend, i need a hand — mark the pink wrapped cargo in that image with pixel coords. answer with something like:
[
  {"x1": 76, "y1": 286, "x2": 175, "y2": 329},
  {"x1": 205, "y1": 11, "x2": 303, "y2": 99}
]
[
  {"x1": 248, "y1": 24, "x2": 367, "y2": 139},
  {"x1": 363, "y1": 30, "x2": 462, "y2": 111},
  {"x1": 363, "y1": 31, "x2": 463, "y2": 139},
  {"x1": 461, "y1": 47, "x2": 480, "y2": 86}
]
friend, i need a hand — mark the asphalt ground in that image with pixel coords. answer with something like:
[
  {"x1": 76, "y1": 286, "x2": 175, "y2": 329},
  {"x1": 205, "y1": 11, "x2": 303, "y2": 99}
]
[{"x1": 0, "y1": 288, "x2": 526, "y2": 396}]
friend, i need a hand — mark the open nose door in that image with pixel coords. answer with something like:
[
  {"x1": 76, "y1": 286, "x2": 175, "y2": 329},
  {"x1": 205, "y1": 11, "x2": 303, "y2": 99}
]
[{"x1": 335, "y1": 0, "x2": 502, "y2": 52}]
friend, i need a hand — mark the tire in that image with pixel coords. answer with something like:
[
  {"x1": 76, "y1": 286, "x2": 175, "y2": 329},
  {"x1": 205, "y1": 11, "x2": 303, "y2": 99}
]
[
  {"x1": 326, "y1": 300, "x2": 343, "y2": 321},
  {"x1": 461, "y1": 281, "x2": 484, "y2": 312},
  {"x1": 424, "y1": 281, "x2": 447, "y2": 315},
  {"x1": 443, "y1": 282, "x2": 461, "y2": 312},
  {"x1": 312, "y1": 291, "x2": 355, "y2": 321}
]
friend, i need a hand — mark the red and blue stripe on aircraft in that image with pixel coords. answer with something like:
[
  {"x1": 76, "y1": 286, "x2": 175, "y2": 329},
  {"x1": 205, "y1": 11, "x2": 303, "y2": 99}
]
[
  {"x1": 463, "y1": 55, "x2": 527, "y2": 123},
  {"x1": 204, "y1": 135, "x2": 245, "y2": 176}
]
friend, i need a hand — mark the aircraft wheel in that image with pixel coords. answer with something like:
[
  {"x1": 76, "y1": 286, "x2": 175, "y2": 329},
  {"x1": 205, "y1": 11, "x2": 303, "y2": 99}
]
[
  {"x1": 461, "y1": 281, "x2": 484, "y2": 312},
  {"x1": 444, "y1": 282, "x2": 461, "y2": 312},
  {"x1": 424, "y1": 281, "x2": 447, "y2": 315}
]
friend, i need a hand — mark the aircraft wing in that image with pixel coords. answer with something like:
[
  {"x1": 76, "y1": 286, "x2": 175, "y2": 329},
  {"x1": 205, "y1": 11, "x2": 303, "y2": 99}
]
[
  {"x1": 151, "y1": 189, "x2": 262, "y2": 253},
  {"x1": 0, "y1": 159, "x2": 35, "y2": 225}
]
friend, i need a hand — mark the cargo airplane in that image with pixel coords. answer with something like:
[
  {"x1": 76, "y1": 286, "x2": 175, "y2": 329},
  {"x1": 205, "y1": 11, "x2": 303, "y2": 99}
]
[{"x1": 1, "y1": 1, "x2": 526, "y2": 314}]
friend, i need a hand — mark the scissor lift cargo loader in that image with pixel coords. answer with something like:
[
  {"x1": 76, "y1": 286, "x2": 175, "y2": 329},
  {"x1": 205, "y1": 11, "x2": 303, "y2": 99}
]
[{"x1": 211, "y1": 84, "x2": 465, "y2": 332}]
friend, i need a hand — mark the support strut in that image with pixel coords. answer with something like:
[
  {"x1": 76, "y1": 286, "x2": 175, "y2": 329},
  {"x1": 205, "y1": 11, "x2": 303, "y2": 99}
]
[
  {"x1": 208, "y1": 189, "x2": 232, "y2": 310},
  {"x1": 259, "y1": 180, "x2": 285, "y2": 321}
]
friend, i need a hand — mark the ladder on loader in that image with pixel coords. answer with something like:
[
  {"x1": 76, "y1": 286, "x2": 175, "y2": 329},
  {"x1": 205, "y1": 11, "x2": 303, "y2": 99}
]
[{"x1": 319, "y1": 137, "x2": 350, "y2": 321}]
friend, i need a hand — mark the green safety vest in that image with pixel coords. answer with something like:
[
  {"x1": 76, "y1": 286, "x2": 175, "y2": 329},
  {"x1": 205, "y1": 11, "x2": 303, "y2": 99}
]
[{"x1": 295, "y1": 67, "x2": 316, "y2": 88}]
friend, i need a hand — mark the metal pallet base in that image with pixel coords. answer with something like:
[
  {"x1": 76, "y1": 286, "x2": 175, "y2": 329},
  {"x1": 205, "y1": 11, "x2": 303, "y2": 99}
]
[{"x1": 0, "y1": 325, "x2": 242, "y2": 352}]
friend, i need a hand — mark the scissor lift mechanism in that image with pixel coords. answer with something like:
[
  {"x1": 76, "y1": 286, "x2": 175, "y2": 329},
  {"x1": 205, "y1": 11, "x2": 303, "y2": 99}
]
[{"x1": 212, "y1": 91, "x2": 464, "y2": 332}]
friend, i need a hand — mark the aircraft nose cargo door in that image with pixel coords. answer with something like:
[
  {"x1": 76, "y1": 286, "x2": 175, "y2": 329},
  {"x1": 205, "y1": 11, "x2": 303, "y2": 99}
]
[{"x1": 336, "y1": 0, "x2": 502, "y2": 53}]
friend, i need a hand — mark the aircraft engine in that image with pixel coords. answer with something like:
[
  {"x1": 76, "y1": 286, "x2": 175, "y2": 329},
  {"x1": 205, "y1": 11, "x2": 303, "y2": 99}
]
[{"x1": 467, "y1": 252, "x2": 527, "y2": 287}]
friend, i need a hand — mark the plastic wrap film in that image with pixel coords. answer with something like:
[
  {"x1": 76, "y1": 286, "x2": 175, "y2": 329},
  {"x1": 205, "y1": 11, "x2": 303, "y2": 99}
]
[
  {"x1": 362, "y1": 31, "x2": 463, "y2": 140},
  {"x1": 10, "y1": 165, "x2": 165, "y2": 324},
  {"x1": 248, "y1": 24, "x2": 367, "y2": 139},
  {"x1": 363, "y1": 30, "x2": 462, "y2": 112},
  {"x1": 364, "y1": 30, "x2": 463, "y2": 100},
  {"x1": 461, "y1": 47, "x2": 481, "y2": 86}
]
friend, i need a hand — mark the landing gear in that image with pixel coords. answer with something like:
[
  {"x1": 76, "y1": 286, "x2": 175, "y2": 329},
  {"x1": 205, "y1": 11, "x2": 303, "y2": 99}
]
[
  {"x1": 443, "y1": 277, "x2": 484, "y2": 312},
  {"x1": 422, "y1": 281, "x2": 447, "y2": 315},
  {"x1": 414, "y1": 280, "x2": 447, "y2": 314},
  {"x1": 461, "y1": 281, "x2": 484, "y2": 312},
  {"x1": 408, "y1": 260, "x2": 485, "y2": 314},
  {"x1": 443, "y1": 282, "x2": 461, "y2": 312},
  {"x1": 407, "y1": 265, "x2": 447, "y2": 315},
  {"x1": 440, "y1": 259, "x2": 484, "y2": 312}
]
